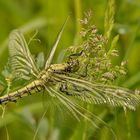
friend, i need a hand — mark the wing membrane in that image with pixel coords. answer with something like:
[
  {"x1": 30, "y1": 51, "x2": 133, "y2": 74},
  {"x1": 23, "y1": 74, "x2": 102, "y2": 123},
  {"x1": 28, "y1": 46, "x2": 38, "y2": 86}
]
[
  {"x1": 45, "y1": 17, "x2": 69, "y2": 69},
  {"x1": 52, "y1": 74, "x2": 140, "y2": 110},
  {"x1": 8, "y1": 30, "x2": 39, "y2": 79},
  {"x1": 44, "y1": 83, "x2": 118, "y2": 137},
  {"x1": 46, "y1": 86, "x2": 108, "y2": 129}
]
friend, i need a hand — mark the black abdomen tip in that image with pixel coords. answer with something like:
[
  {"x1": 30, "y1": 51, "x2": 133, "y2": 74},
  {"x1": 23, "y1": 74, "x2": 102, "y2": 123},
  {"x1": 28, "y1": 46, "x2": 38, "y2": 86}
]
[{"x1": 0, "y1": 99, "x2": 2, "y2": 104}]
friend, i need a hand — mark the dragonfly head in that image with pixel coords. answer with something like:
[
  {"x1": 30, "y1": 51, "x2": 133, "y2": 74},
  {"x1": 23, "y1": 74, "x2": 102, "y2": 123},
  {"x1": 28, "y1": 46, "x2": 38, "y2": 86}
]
[{"x1": 67, "y1": 59, "x2": 79, "y2": 72}]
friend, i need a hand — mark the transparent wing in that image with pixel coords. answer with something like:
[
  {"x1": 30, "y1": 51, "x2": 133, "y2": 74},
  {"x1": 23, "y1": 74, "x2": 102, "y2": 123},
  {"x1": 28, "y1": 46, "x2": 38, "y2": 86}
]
[
  {"x1": 52, "y1": 73, "x2": 140, "y2": 110},
  {"x1": 8, "y1": 30, "x2": 40, "y2": 79},
  {"x1": 45, "y1": 17, "x2": 69, "y2": 69},
  {"x1": 43, "y1": 79, "x2": 118, "y2": 137},
  {"x1": 45, "y1": 86, "x2": 110, "y2": 129}
]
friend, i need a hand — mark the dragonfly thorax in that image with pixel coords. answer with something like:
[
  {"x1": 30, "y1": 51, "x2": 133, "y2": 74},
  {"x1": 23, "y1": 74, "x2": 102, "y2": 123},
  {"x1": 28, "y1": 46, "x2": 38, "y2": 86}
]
[
  {"x1": 49, "y1": 63, "x2": 69, "y2": 73},
  {"x1": 39, "y1": 63, "x2": 69, "y2": 82},
  {"x1": 40, "y1": 62, "x2": 79, "y2": 82}
]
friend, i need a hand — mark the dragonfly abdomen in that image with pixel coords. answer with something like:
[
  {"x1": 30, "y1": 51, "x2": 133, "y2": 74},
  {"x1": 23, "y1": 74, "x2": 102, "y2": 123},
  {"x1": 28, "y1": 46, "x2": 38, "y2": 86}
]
[
  {"x1": 0, "y1": 79, "x2": 43, "y2": 105},
  {"x1": 0, "y1": 62, "x2": 78, "y2": 105}
]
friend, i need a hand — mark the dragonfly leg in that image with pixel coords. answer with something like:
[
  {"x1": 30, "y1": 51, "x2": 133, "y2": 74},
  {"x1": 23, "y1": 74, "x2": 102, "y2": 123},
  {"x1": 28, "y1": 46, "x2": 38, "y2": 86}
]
[
  {"x1": 69, "y1": 50, "x2": 83, "y2": 57},
  {"x1": 80, "y1": 64, "x2": 88, "y2": 77},
  {"x1": 59, "y1": 83, "x2": 71, "y2": 95}
]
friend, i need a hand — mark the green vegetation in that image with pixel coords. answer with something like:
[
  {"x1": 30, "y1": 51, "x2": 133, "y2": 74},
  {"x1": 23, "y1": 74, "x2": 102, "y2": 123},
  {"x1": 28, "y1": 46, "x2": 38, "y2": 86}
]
[{"x1": 0, "y1": 0, "x2": 140, "y2": 140}]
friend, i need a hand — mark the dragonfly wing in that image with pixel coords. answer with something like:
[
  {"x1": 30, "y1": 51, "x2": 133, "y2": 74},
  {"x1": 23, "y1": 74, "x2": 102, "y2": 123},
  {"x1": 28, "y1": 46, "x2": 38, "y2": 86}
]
[
  {"x1": 44, "y1": 85, "x2": 115, "y2": 132},
  {"x1": 46, "y1": 86, "x2": 104, "y2": 128},
  {"x1": 9, "y1": 30, "x2": 40, "y2": 79},
  {"x1": 52, "y1": 74, "x2": 140, "y2": 110},
  {"x1": 45, "y1": 17, "x2": 69, "y2": 69}
]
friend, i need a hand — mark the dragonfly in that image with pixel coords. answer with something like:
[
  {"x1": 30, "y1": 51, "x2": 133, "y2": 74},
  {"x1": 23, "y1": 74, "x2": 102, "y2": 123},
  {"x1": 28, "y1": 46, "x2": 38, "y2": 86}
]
[{"x1": 0, "y1": 17, "x2": 140, "y2": 121}]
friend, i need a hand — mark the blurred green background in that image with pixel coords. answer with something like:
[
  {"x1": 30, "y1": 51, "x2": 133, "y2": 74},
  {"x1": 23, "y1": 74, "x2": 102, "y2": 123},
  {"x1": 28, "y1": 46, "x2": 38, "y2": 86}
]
[{"x1": 0, "y1": 0, "x2": 140, "y2": 140}]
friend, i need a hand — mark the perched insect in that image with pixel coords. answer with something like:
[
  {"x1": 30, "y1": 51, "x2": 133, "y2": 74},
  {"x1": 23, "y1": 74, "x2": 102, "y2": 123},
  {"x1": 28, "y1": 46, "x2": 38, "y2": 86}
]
[{"x1": 0, "y1": 17, "x2": 140, "y2": 121}]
